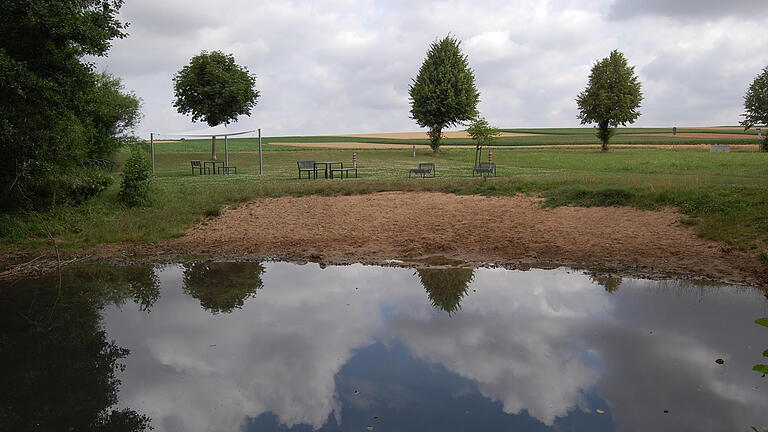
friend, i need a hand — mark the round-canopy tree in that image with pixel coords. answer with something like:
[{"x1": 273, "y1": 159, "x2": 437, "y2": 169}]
[
  {"x1": 173, "y1": 51, "x2": 259, "y2": 160},
  {"x1": 740, "y1": 66, "x2": 768, "y2": 152},
  {"x1": 576, "y1": 50, "x2": 643, "y2": 151},
  {"x1": 409, "y1": 36, "x2": 479, "y2": 152}
]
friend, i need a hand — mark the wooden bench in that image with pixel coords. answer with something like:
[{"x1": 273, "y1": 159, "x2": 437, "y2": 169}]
[
  {"x1": 191, "y1": 160, "x2": 210, "y2": 175},
  {"x1": 297, "y1": 160, "x2": 317, "y2": 179},
  {"x1": 409, "y1": 163, "x2": 435, "y2": 178},
  {"x1": 472, "y1": 162, "x2": 496, "y2": 177},
  {"x1": 330, "y1": 163, "x2": 358, "y2": 179}
]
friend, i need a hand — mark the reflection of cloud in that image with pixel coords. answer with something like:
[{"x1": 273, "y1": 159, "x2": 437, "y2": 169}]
[
  {"x1": 393, "y1": 269, "x2": 609, "y2": 425},
  {"x1": 103, "y1": 263, "x2": 768, "y2": 432},
  {"x1": 106, "y1": 263, "x2": 423, "y2": 431},
  {"x1": 587, "y1": 282, "x2": 768, "y2": 432}
]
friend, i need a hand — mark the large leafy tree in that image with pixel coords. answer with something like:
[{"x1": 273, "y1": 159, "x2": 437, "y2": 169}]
[
  {"x1": 173, "y1": 51, "x2": 259, "y2": 160},
  {"x1": 576, "y1": 50, "x2": 643, "y2": 151},
  {"x1": 0, "y1": 0, "x2": 128, "y2": 209},
  {"x1": 409, "y1": 36, "x2": 479, "y2": 152},
  {"x1": 740, "y1": 66, "x2": 768, "y2": 152},
  {"x1": 84, "y1": 72, "x2": 143, "y2": 159}
]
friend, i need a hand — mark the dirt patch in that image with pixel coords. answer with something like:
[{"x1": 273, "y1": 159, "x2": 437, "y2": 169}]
[
  {"x1": 140, "y1": 192, "x2": 765, "y2": 285},
  {"x1": 627, "y1": 133, "x2": 758, "y2": 139},
  {"x1": 340, "y1": 131, "x2": 544, "y2": 139}
]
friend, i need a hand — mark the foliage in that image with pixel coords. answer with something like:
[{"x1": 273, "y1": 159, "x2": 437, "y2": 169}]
[
  {"x1": 182, "y1": 262, "x2": 265, "y2": 313},
  {"x1": 740, "y1": 66, "x2": 768, "y2": 152},
  {"x1": 0, "y1": 268, "x2": 152, "y2": 431},
  {"x1": 119, "y1": 146, "x2": 153, "y2": 207},
  {"x1": 467, "y1": 116, "x2": 501, "y2": 166},
  {"x1": 173, "y1": 50, "x2": 259, "y2": 127},
  {"x1": 0, "y1": 0, "x2": 128, "y2": 210},
  {"x1": 416, "y1": 268, "x2": 475, "y2": 314},
  {"x1": 59, "y1": 168, "x2": 114, "y2": 205},
  {"x1": 409, "y1": 36, "x2": 479, "y2": 152},
  {"x1": 84, "y1": 72, "x2": 143, "y2": 159},
  {"x1": 576, "y1": 50, "x2": 643, "y2": 151}
]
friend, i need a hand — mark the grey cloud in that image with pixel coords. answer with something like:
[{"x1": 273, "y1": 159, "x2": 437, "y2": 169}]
[{"x1": 610, "y1": 0, "x2": 768, "y2": 20}]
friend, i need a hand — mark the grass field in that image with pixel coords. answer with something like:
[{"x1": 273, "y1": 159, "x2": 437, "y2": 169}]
[{"x1": 2, "y1": 128, "x2": 767, "y2": 262}]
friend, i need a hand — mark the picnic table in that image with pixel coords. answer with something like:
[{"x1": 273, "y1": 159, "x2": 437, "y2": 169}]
[
  {"x1": 204, "y1": 160, "x2": 225, "y2": 174},
  {"x1": 314, "y1": 161, "x2": 342, "y2": 179}
]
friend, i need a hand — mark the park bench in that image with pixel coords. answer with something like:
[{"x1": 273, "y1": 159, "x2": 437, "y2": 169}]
[
  {"x1": 218, "y1": 165, "x2": 238, "y2": 175},
  {"x1": 297, "y1": 160, "x2": 317, "y2": 179},
  {"x1": 191, "y1": 160, "x2": 210, "y2": 175},
  {"x1": 330, "y1": 163, "x2": 358, "y2": 179},
  {"x1": 409, "y1": 162, "x2": 435, "y2": 178},
  {"x1": 473, "y1": 162, "x2": 496, "y2": 177}
]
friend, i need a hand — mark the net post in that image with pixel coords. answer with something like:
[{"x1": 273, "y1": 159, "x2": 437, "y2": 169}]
[
  {"x1": 258, "y1": 128, "x2": 263, "y2": 175},
  {"x1": 150, "y1": 132, "x2": 156, "y2": 177}
]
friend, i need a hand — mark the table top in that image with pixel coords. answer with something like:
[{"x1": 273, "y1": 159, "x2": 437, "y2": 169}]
[{"x1": 315, "y1": 161, "x2": 342, "y2": 165}]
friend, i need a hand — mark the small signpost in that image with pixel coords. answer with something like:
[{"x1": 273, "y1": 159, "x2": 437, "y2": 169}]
[
  {"x1": 352, "y1": 152, "x2": 357, "y2": 168},
  {"x1": 488, "y1": 151, "x2": 494, "y2": 163},
  {"x1": 412, "y1": 145, "x2": 416, "y2": 158}
]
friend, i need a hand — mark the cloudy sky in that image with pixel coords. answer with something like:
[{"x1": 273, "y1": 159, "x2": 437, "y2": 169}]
[{"x1": 92, "y1": 0, "x2": 768, "y2": 138}]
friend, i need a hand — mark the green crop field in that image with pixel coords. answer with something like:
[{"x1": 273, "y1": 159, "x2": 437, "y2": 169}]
[{"x1": 147, "y1": 126, "x2": 764, "y2": 156}]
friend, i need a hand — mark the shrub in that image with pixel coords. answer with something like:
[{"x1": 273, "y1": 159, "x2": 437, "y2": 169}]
[
  {"x1": 119, "y1": 147, "x2": 153, "y2": 207},
  {"x1": 61, "y1": 169, "x2": 114, "y2": 205}
]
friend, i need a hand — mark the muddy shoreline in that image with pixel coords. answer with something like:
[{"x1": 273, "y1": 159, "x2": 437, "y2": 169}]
[{"x1": 3, "y1": 192, "x2": 766, "y2": 287}]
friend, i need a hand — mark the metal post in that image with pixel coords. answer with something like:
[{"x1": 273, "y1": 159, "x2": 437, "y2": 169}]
[
  {"x1": 412, "y1": 145, "x2": 416, "y2": 157},
  {"x1": 225, "y1": 135, "x2": 229, "y2": 167},
  {"x1": 258, "y1": 128, "x2": 263, "y2": 175},
  {"x1": 150, "y1": 132, "x2": 156, "y2": 177}
]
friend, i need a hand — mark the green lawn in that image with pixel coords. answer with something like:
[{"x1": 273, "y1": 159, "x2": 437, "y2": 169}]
[{"x1": 2, "y1": 145, "x2": 767, "y2": 262}]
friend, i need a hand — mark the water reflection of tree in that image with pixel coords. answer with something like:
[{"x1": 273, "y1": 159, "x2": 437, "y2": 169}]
[
  {"x1": 0, "y1": 269, "x2": 153, "y2": 431},
  {"x1": 416, "y1": 268, "x2": 475, "y2": 315},
  {"x1": 76, "y1": 264, "x2": 161, "y2": 311},
  {"x1": 589, "y1": 275, "x2": 622, "y2": 293},
  {"x1": 182, "y1": 262, "x2": 265, "y2": 314}
]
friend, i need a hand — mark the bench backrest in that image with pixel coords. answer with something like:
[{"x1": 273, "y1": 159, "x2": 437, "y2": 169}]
[
  {"x1": 418, "y1": 163, "x2": 434, "y2": 171},
  {"x1": 191, "y1": 160, "x2": 202, "y2": 167},
  {"x1": 297, "y1": 160, "x2": 316, "y2": 169}
]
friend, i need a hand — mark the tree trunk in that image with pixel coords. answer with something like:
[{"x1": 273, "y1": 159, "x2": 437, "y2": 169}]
[
  {"x1": 428, "y1": 126, "x2": 443, "y2": 153},
  {"x1": 598, "y1": 120, "x2": 610, "y2": 152},
  {"x1": 211, "y1": 136, "x2": 217, "y2": 161}
]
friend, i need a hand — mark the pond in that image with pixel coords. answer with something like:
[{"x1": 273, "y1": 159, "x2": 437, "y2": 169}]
[{"x1": 1, "y1": 262, "x2": 766, "y2": 432}]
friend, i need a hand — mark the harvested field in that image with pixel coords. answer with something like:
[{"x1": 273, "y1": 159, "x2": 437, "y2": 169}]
[
  {"x1": 274, "y1": 142, "x2": 761, "y2": 150},
  {"x1": 155, "y1": 192, "x2": 766, "y2": 285},
  {"x1": 341, "y1": 131, "x2": 544, "y2": 139},
  {"x1": 627, "y1": 133, "x2": 758, "y2": 139}
]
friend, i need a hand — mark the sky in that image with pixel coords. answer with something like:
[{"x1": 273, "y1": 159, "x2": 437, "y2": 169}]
[{"x1": 91, "y1": 0, "x2": 768, "y2": 138}]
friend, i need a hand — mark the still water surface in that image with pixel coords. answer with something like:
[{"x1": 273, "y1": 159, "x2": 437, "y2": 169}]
[{"x1": 1, "y1": 262, "x2": 766, "y2": 432}]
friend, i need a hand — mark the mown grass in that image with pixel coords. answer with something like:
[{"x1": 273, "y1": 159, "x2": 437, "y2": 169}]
[{"x1": 2, "y1": 146, "x2": 767, "y2": 259}]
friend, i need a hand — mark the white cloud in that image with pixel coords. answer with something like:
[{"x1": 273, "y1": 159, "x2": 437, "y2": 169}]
[{"x1": 92, "y1": 0, "x2": 768, "y2": 136}]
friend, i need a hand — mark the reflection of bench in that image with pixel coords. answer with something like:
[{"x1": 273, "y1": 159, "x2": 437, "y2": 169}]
[
  {"x1": 191, "y1": 160, "x2": 210, "y2": 175},
  {"x1": 409, "y1": 163, "x2": 435, "y2": 178},
  {"x1": 218, "y1": 165, "x2": 237, "y2": 175},
  {"x1": 297, "y1": 160, "x2": 317, "y2": 179},
  {"x1": 473, "y1": 162, "x2": 496, "y2": 176},
  {"x1": 330, "y1": 163, "x2": 358, "y2": 179}
]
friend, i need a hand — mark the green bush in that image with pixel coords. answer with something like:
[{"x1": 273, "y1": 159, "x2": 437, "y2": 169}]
[
  {"x1": 59, "y1": 169, "x2": 114, "y2": 205},
  {"x1": 119, "y1": 147, "x2": 153, "y2": 207}
]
